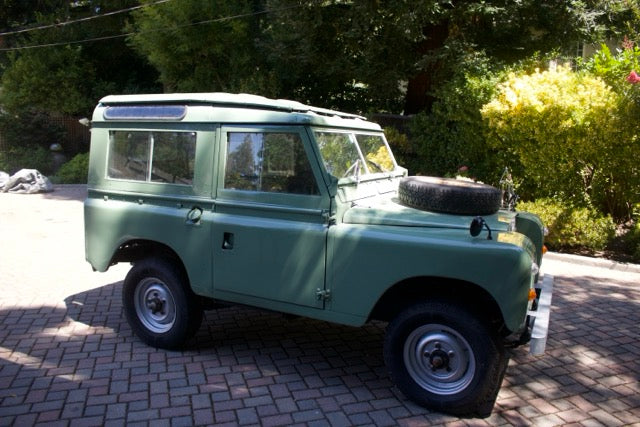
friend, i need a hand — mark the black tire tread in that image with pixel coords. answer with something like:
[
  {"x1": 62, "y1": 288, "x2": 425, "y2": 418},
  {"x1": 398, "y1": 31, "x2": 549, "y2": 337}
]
[
  {"x1": 383, "y1": 300, "x2": 506, "y2": 417},
  {"x1": 398, "y1": 176, "x2": 501, "y2": 215}
]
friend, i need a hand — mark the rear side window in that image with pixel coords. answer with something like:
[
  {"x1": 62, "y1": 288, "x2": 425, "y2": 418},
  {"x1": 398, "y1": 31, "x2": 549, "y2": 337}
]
[
  {"x1": 224, "y1": 132, "x2": 319, "y2": 195},
  {"x1": 107, "y1": 131, "x2": 196, "y2": 185}
]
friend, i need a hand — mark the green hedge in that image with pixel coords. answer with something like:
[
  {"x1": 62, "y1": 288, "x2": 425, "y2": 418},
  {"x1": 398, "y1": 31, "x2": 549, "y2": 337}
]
[
  {"x1": 55, "y1": 153, "x2": 89, "y2": 184},
  {"x1": 517, "y1": 198, "x2": 615, "y2": 253},
  {"x1": 0, "y1": 145, "x2": 54, "y2": 176}
]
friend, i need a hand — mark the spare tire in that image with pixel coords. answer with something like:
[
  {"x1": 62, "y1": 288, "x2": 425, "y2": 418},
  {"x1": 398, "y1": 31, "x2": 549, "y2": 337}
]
[{"x1": 398, "y1": 176, "x2": 501, "y2": 215}]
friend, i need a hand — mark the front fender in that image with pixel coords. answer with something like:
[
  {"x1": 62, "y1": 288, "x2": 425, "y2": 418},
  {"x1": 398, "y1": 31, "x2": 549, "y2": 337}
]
[{"x1": 326, "y1": 224, "x2": 534, "y2": 332}]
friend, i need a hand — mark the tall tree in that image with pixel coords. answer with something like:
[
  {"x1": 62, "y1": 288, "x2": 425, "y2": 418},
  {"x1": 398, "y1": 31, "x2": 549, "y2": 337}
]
[
  {"x1": 1, "y1": 0, "x2": 160, "y2": 115},
  {"x1": 2, "y1": 0, "x2": 637, "y2": 117},
  {"x1": 129, "y1": 0, "x2": 275, "y2": 94}
]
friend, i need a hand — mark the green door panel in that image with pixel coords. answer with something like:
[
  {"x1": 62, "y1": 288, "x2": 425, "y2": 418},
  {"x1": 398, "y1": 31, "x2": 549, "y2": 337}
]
[
  {"x1": 211, "y1": 126, "x2": 331, "y2": 308},
  {"x1": 212, "y1": 205, "x2": 327, "y2": 308}
]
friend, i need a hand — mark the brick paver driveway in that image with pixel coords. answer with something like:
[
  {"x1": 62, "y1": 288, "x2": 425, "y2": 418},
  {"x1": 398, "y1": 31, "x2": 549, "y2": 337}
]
[{"x1": 1, "y1": 186, "x2": 639, "y2": 426}]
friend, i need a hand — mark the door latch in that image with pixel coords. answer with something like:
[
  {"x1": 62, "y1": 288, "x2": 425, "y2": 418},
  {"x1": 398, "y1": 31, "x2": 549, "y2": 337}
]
[
  {"x1": 315, "y1": 289, "x2": 331, "y2": 301},
  {"x1": 185, "y1": 206, "x2": 203, "y2": 225}
]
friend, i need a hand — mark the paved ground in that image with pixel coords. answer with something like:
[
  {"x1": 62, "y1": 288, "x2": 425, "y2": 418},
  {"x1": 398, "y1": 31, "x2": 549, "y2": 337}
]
[{"x1": 0, "y1": 185, "x2": 639, "y2": 426}]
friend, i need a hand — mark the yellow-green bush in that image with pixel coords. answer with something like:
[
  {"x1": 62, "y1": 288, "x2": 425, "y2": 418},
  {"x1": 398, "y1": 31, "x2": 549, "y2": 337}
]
[
  {"x1": 482, "y1": 66, "x2": 639, "y2": 221},
  {"x1": 518, "y1": 198, "x2": 615, "y2": 252}
]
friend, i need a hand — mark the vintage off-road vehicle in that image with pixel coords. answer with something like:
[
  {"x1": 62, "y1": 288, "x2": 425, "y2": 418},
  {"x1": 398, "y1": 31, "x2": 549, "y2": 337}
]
[{"x1": 84, "y1": 93, "x2": 553, "y2": 417}]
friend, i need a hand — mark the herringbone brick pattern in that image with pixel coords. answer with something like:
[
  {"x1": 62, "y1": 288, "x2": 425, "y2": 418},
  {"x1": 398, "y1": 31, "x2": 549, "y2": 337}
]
[{"x1": 1, "y1": 186, "x2": 639, "y2": 426}]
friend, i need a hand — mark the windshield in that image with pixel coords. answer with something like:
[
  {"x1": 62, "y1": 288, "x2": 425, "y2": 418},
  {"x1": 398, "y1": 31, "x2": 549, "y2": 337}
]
[{"x1": 314, "y1": 131, "x2": 396, "y2": 179}]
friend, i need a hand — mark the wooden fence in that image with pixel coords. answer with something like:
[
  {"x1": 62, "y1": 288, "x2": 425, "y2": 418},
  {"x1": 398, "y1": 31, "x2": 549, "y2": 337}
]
[{"x1": 0, "y1": 115, "x2": 91, "y2": 155}]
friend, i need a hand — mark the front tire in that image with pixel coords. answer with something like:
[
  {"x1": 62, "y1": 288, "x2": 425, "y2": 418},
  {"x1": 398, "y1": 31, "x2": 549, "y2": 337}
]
[
  {"x1": 123, "y1": 258, "x2": 202, "y2": 349},
  {"x1": 384, "y1": 300, "x2": 507, "y2": 417}
]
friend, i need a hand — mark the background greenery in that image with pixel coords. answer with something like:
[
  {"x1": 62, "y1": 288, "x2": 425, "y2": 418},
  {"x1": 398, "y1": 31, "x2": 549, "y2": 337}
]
[{"x1": 1, "y1": 0, "x2": 639, "y2": 259}]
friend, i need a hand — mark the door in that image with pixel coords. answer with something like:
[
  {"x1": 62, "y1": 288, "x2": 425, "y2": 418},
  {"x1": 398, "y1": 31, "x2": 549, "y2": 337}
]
[{"x1": 212, "y1": 127, "x2": 330, "y2": 308}]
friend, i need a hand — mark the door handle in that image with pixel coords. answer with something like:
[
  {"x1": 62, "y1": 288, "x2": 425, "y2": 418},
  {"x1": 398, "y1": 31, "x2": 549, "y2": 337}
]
[
  {"x1": 185, "y1": 206, "x2": 203, "y2": 225},
  {"x1": 222, "y1": 232, "x2": 234, "y2": 250}
]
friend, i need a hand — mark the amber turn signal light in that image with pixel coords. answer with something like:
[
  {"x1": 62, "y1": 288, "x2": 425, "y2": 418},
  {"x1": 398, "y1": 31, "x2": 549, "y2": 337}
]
[
  {"x1": 542, "y1": 245, "x2": 548, "y2": 255},
  {"x1": 528, "y1": 288, "x2": 537, "y2": 301}
]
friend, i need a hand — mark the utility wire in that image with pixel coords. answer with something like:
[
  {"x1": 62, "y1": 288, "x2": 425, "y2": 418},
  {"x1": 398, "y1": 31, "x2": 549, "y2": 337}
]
[
  {"x1": 0, "y1": 4, "x2": 304, "y2": 52},
  {"x1": 0, "y1": 0, "x2": 172, "y2": 37}
]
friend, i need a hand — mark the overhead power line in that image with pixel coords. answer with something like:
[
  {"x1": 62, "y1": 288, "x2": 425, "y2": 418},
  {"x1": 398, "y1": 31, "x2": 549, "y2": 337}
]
[
  {"x1": 0, "y1": 4, "x2": 305, "y2": 52},
  {"x1": 0, "y1": 0, "x2": 172, "y2": 37}
]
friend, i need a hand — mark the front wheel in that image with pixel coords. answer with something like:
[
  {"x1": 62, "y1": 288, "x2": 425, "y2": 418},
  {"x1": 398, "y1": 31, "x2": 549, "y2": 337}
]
[
  {"x1": 384, "y1": 301, "x2": 507, "y2": 417},
  {"x1": 123, "y1": 258, "x2": 202, "y2": 349}
]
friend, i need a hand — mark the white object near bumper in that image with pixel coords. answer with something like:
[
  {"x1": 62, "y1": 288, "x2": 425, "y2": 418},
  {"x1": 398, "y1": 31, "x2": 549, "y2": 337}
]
[{"x1": 529, "y1": 273, "x2": 554, "y2": 355}]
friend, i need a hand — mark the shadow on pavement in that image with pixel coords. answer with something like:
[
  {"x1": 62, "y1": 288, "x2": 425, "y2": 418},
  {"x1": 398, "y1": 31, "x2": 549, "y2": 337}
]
[
  {"x1": 2, "y1": 271, "x2": 639, "y2": 425},
  {"x1": 41, "y1": 185, "x2": 87, "y2": 202}
]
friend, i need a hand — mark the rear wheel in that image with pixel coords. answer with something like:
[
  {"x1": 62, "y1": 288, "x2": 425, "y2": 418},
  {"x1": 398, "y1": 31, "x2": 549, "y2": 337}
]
[
  {"x1": 123, "y1": 258, "x2": 202, "y2": 349},
  {"x1": 384, "y1": 300, "x2": 507, "y2": 417}
]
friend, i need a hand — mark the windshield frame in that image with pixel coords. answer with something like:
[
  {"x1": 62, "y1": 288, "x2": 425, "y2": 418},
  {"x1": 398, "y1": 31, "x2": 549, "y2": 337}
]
[{"x1": 312, "y1": 128, "x2": 400, "y2": 183}]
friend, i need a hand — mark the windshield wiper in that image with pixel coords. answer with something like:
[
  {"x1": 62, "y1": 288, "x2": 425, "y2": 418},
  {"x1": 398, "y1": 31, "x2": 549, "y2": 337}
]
[{"x1": 366, "y1": 158, "x2": 384, "y2": 173}]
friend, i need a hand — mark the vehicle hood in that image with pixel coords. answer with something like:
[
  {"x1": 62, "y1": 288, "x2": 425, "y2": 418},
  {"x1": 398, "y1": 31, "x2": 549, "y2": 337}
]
[{"x1": 342, "y1": 196, "x2": 515, "y2": 232}]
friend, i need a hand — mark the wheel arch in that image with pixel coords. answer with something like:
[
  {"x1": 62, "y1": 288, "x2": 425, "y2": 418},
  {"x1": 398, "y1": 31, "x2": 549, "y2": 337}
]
[
  {"x1": 111, "y1": 239, "x2": 188, "y2": 280},
  {"x1": 369, "y1": 276, "x2": 508, "y2": 334}
]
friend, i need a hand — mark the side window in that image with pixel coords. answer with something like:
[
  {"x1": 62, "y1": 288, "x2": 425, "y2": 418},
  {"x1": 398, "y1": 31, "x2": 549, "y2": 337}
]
[
  {"x1": 224, "y1": 132, "x2": 319, "y2": 195},
  {"x1": 151, "y1": 132, "x2": 196, "y2": 184},
  {"x1": 107, "y1": 131, "x2": 196, "y2": 185},
  {"x1": 108, "y1": 131, "x2": 150, "y2": 181}
]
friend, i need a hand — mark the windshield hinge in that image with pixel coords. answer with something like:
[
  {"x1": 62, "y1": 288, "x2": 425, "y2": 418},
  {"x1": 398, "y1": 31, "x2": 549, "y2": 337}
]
[{"x1": 316, "y1": 289, "x2": 332, "y2": 301}]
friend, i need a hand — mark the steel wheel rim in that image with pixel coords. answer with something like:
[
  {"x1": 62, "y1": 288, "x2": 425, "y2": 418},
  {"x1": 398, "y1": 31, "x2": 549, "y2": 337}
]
[
  {"x1": 134, "y1": 278, "x2": 176, "y2": 333},
  {"x1": 403, "y1": 324, "x2": 475, "y2": 395}
]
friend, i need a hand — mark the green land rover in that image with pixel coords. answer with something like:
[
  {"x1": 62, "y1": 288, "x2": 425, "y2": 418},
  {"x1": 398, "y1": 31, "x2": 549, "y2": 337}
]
[{"x1": 84, "y1": 93, "x2": 553, "y2": 417}]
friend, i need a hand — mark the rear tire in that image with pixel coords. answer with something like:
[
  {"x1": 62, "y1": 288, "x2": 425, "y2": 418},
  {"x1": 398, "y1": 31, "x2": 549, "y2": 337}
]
[
  {"x1": 123, "y1": 258, "x2": 202, "y2": 349},
  {"x1": 384, "y1": 300, "x2": 506, "y2": 417}
]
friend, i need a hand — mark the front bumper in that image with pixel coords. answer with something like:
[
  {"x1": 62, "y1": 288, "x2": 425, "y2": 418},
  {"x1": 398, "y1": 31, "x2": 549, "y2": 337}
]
[{"x1": 528, "y1": 273, "x2": 554, "y2": 355}]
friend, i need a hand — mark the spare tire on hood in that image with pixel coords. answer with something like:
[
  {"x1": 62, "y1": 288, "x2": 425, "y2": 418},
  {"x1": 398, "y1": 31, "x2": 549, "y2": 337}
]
[{"x1": 398, "y1": 176, "x2": 501, "y2": 216}]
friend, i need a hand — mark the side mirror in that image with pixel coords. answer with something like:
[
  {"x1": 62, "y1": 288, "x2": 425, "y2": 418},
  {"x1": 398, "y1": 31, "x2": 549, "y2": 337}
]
[{"x1": 470, "y1": 216, "x2": 492, "y2": 240}]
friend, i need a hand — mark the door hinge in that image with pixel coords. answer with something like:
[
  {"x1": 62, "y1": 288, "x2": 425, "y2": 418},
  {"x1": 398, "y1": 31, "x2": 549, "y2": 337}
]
[
  {"x1": 316, "y1": 289, "x2": 332, "y2": 301},
  {"x1": 321, "y1": 210, "x2": 336, "y2": 226}
]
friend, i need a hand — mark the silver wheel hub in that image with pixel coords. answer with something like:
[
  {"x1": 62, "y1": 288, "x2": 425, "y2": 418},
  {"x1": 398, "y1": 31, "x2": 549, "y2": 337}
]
[
  {"x1": 404, "y1": 324, "x2": 475, "y2": 395},
  {"x1": 134, "y1": 279, "x2": 176, "y2": 333}
]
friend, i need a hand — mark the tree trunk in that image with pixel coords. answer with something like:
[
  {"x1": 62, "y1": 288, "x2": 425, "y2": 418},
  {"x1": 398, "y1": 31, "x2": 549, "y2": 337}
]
[{"x1": 403, "y1": 20, "x2": 450, "y2": 115}]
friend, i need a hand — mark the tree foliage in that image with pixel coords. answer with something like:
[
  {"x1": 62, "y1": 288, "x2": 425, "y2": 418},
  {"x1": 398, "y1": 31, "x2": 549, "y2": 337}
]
[
  {"x1": 124, "y1": 0, "x2": 639, "y2": 114},
  {"x1": 1, "y1": 45, "x2": 95, "y2": 114},
  {"x1": 408, "y1": 56, "x2": 504, "y2": 181},
  {"x1": 129, "y1": 0, "x2": 273, "y2": 94},
  {"x1": 1, "y1": 0, "x2": 637, "y2": 117},
  {"x1": 0, "y1": 0, "x2": 159, "y2": 116}
]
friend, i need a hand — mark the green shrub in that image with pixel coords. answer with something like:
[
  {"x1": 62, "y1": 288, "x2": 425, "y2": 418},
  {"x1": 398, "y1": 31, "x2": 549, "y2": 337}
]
[
  {"x1": 0, "y1": 110, "x2": 64, "y2": 151},
  {"x1": 55, "y1": 153, "x2": 89, "y2": 184},
  {"x1": 0, "y1": 145, "x2": 54, "y2": 175},
  {"x1": 618, "y1": 219, "x2": 640, "y2": 262},
  {"x1": 517, "y1": 198, "x2": 615, "y2": 252},
  {"x1": 409, "y1": 71, "x2": 506, "y2": 185},
  {"x1": 383, "y1": 126, "x2": 419, "y2": 174},
  {"x1": 582, "y1": 44, "x2": 640, "y2": 221},
  {"x1": 632, "y1": 224, "x2": 640, "y2": 261}
]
